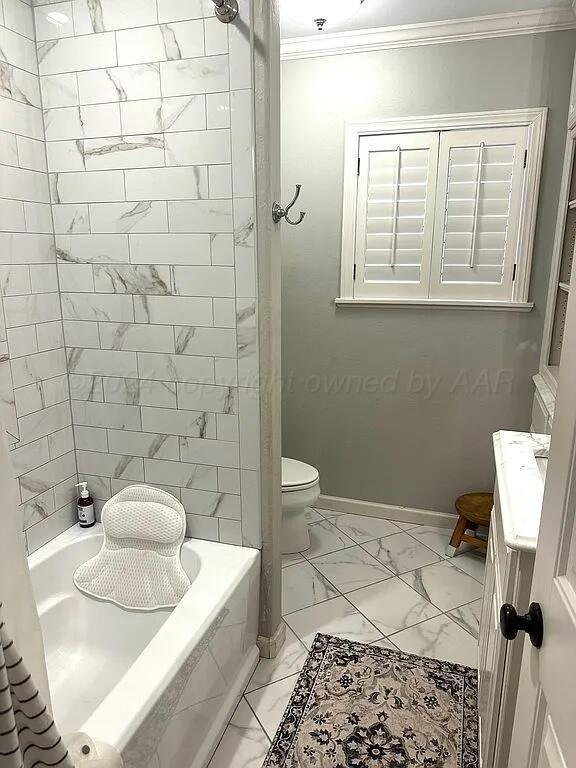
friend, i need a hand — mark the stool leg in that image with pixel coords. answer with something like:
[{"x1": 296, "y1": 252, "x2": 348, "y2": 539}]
[{"x1": 446, "y1": 515, "x2": 468, "y2": 557}]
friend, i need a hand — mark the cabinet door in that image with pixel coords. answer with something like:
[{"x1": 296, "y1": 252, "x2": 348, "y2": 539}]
[{"x1": 478, "y1": 526, "x2": 508, "y2": 768}]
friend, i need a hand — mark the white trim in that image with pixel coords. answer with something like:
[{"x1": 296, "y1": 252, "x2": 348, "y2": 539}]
[
  {"x1": 339, "y1": 108, "x2": 547, "y2": 306},
  {"x1": 317, "y1": 494, "x2": 457, "y2": 529},
  {"x1": 335, "y1": 298, "x2": 534, "y2": 311},
  {"x1": 281, "y1": 8, "x2": 576, "y2": 60}
]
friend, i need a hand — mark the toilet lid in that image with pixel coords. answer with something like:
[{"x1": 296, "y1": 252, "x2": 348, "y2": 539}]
[{"x1": 282, "y1": 457, "x2": 319, "y2": 491}]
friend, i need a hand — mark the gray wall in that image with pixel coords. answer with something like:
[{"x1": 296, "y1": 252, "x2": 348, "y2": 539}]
[{"x1": 281, "y1": 32, "x2": 576, "y2": 513}]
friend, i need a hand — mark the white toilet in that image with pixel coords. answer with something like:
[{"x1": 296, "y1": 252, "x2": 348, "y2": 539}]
[{"x1": 281, "y1": 457, "x2": 320, "y2": 554}]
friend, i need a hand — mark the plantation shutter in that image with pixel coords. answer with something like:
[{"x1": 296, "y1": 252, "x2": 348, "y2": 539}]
[
  {"x1": 353, "y1": 132, "x2": 439, "y2": 298},
  {"x1": 429, "y1": 125, "x2": 528, "y2": 300}
]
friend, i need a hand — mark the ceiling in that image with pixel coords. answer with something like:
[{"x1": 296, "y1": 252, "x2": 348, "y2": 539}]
[{"x1": 280, "y1": 0, "x2": 574, "y2": 38}]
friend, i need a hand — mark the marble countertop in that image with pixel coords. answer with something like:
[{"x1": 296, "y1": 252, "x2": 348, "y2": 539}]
[{"x1": 493, "y1": 430, "x2": 551, "y2": 553}]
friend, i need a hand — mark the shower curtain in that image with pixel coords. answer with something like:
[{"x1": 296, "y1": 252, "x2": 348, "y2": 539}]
[{"x1": 0, "y1": 423, "x2": 73, "y2": 766}]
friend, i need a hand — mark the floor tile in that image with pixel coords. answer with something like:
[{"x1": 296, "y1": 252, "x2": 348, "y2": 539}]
[
  {"x1": 330, "y1": 513, "x2": 400, "y2": 544},
  {"x1": 302, "y1": 519, "x2": 356, "y2": 558},
  {"x1": 392, "y1": 520, "x2": 421, "y2": 531},
  {"x1": 390, "y1": 614, "x2": 478, "y2": 668},
  {"x1": 310, "y1": 545, "x2": 394, "y2": 593},
  {"x1": 305, "y1": 508, "x2": 323, "y2": 524},
  {"x1": 347, "y1": 578, "x2": 440, "y2": 635},
  {"x1": 282, "y1": 561, "x2": 339, "y2": 614},
  {"x1": 245, "y1": 674, "x2": 300, "y2": 740},
  {"x1": 408, "y1": 525, "x2": 455, "y2": 556},
  {"x1": 313, "y1": 507, "x2": 342, "y2": 518},
  {"x1": 448, "y1": 599, "x2": 482, "y2": 640},
  {"x1": 371, "y1": 637, "x2": 399, "y2": 651},
  {"x1": 207, "y1": 699, "x2": 269, "y2": 768},
  {"x1": 282, "y1": 551, "x2": 305, "y2": 568},
  {"x1": 401, "y1": 560, "x2": 484, "y2": 612},
  {"x1": 246, "y1": 625, "x2": 308, "y2": 693},
  {"x1": 451, "y1": 550, "x2": 486, "y2": 583},
  {"x1": 284, "y1": 595, "x2": 383, "y2": 649},
  {"x1": 362, "y1": 531, "x2": 440, "y2": 575}
]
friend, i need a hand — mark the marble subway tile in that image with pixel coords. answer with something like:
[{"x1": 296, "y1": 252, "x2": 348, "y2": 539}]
[
  {"x1": 47, "y1": 425, "x2": 75, "y2": 460},
  {"x1": 120, "y1": 95, "x2": 206, "y2": 136},
  {"x1": 23, "y1": 203, "x2": 54, "y2": 234},
  {"x1": 19, "y1": 450, "x2": 76, "y2": 503},
  {"x1": 83, "y1": 134, "x2": 166, "y2": 171},
  {"x1": 90, "y1": 202, "x2": 168, "y2": 234},
  {"x1": 206, "y1": 92, "x2": 230, "y2": 130},
  {"x1": 144, "y1": 457, "x2": 217, "y2": 490},
  {"x1": 36, "y1": 320, "x2": 64, "y2": 352},
  {"x1": 177, "y1": 382, "x2": 236, "y2": 414},
  {"x1": 0, "y1": 233, "x2": 55, "y2": 265},
  {"x1": 98, "y1": 322, "x2": 174, "y2": 353},
  {"x1": 204, "y1": 17, "x2": 229, "y2": 57},
  {"x1": 228, "y1": 0, "x2": 251, "y2": 90},
  {"x1": 79, "y1": 474, "x2": 111, "y2": 500},
  {"x1": 19, "y1": 488, "x2": 56, "y2": 531},
  {"x1": 57, "y1": 263, "x2": 95, "y2": 292},
  {"x1": 67, "y1": 347, "x2": 138, "y2": 378},
  {"x1": 0, "y1": 265, "x2": 32, "y2": 296},
  {"x1": 72, "y1": 0, "x2": 158, "y2": 35},
  {"x1": 72, "y1": 400, "x2": 141, "y2": 430},
  {"x1": 174, "y1": 327, "x2": 236, "y2": 358},
  {"x1": 7, "y1": 325, "x2": 37, "y2": 359},
  {"x1": 77, "y1": 449, "x2": 144, "y2": 482},
  {"x1": 157, "y1": 0, "x2": 212, "y2": 24},
  {"x1": 172, "y1": 265, "x2": 235, "y2": 297},
  {"x1": 129, "y1": 233, "x2": 211, "y2": 264},
  {"x1": 56, "y1": 233, "x2": 130, "y2": 264},
  {"x1": 69, "y1": 373, "x2": 104, "y2": 401},
  {"x1": 26, "y1": 504, "x2": 77, "y2": 555},
  {"x1": 124, "y1": 166, "x2": 208, "y2": 202},
  {"x1": 160, "y1": 55, "x2": 229, "y2": 98},
  {"x1": 0, "y1": 200, "x2": 26, "y2": 233},
  {"x1": 11, "y1": 348, "x2": 67, "y2": 388},
  {"x1": 15, "y1": 374, "x2": 69, "y2": 418},
  {"x1": 74, "y1": 424, "x2": 108, "y2": 453},
  {"x1": 185, "y1": 512, "x2": 218, "y2": 540},
  {"x1": 0, "y1": 165, "x2": 49, "y2": 203},
  {"x1": 168, "y1": 200, "x2": 233, "y2": 233},
  {"x1": 4, "y1": 293, "x2": 62, "y2": 327},
  {"x1": 31, "y1": 262, "x2": 59, "y2": 293},
  {"x1": 0, "y1": 95, "x2": 43, "y2": 140},
  {"x1": 218, "y1": 466, "x2": 240, "y2": 494},
  {"x1": 1, "y1": 62, "x2": 41, "y2": 108},
  {"x1": 46, "y1": 140, "x2": 86, "y2": 173},
  {"x1": 134, "y1": 295, "x2": 212, "y2": 326},
  {"x1": 213, "y1": 298, "x2": 235, "y2": 328},
  {"x1": 3, "y1": 0, "x2": 35, "y2": 40},
  {"x1": 0, "y1": 25, "x2": 37, "y2": 75},
  {"x1": 52, "y1": 203, "x2": 91, "y2": 234},
  {"x1": 93, "y1": 264, "x2": 172, "y2": 294},
  {"x1": 107, "y1": 429, "x2": 180, "y2": 461},
  {"x1": 44, "y1": 103, "x2": 121, "y2": 141},
  {"x1": 180, "y1": 436, "x2": 239, "y2": 468},
  {"x1": 50, "y1": 170, "x2": 125, "y2": 203},
  {"x1": 17, "y1": 136, "x2": 47, "y2": 172},
  {"x1": 61, "y1": 292, "x2": 134, "y2": 322},
  {"x1": 165, "y1": 129, "x2": 230, "y2": 167},
  {"x1": 18, "y1": 400, "x2": 72, "y2": 445},
  {"x1": 116, "y1": 21, "x2": 205, "y2": 67},
  {"x1": 40, "y1": 73, "x2": 78, "y2": 108},
  {"x1": 102, "y1": 377, "x2": 177, "y2": 408},
  {"x1": 137, "y1": 351, "x2": 214, "y2": 384},
  {"x1": 34, "y1": 2, "x2": 74, "y2": 41},
  {"x1": 77, "y1": 64, "x2": 161, "y2": 106},
  {"x1": 141, "y1": 405, "x2": 216, "y2": 438},
  {"x1": 62, "y1": 319, "x2": 100, "y2": 348},
  {"x1": 180, "y1": 488, "x2": 241, "y2": 519},
  {"x1": 37, "y1": 33, "x2": 117, "y2": 76},
  {"x1": 11, "y1": 437, "x2": 50, "y2": 476}
]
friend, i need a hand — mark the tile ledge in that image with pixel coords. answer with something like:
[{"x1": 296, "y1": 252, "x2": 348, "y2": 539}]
[{"x1": 335, "y1": 298, "x2": 534, "y2": 312}]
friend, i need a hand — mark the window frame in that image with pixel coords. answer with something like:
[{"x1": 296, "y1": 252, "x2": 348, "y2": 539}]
[{"x1": 338, "y1": 108, "x2": 547, "y2": 310}]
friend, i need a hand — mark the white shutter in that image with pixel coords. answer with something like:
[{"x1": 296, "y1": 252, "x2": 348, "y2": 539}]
[
  {"x1": 429, "y1": 126, "x2": 528, "y2": 301},
  {"x1": 353, "y1": 132, "x2": 439, "y2": 299}
]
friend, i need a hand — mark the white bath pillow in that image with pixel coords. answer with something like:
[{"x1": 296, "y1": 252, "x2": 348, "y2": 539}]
[{"x1": 74, "y1": 485, "x2": 191, "y2": 611}]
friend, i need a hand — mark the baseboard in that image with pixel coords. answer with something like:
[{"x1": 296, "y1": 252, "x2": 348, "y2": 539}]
[
  {"x1": 257, "y1": 619, "x2": 286, "y2": 660},
  {"x1": 317, "y1": 494, "x2": 456, "y2": 529}
]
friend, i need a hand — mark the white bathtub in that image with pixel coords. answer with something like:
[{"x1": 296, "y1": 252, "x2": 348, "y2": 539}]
[{"x1": 28, "y1": 524, "x2": 261, "y2": 768}]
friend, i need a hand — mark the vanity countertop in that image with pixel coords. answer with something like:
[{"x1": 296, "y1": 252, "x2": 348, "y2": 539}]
[{"x1": 493, "y1": 430, "x2": 551, "y2": 553}]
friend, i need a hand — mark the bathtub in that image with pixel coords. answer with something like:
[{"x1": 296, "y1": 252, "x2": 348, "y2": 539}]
[{"x1": 28, "y1": 524, "x2": 261, "y2": 768}]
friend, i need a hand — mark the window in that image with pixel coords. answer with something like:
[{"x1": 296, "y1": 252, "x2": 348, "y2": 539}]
[{"x1": 339, "y1": 110, "x2": 547, "y2": 308}]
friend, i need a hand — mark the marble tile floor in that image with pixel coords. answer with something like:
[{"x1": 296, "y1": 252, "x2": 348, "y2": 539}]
[{"x1": 207, "y1": 509, "x2": 485, "y2": 767}]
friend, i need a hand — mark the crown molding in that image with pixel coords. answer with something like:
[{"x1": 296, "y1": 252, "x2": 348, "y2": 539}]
[{"x1": 281, "y1": 7, "x2": 576, "y2": 61}]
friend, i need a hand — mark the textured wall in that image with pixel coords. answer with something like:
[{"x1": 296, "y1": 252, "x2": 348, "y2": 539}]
[
  {"x1": 33, "y1": 0, "x2": 261, "y2": 547},
  {"x1": 0, "y1": 0, "x2": 77, "y2": 554},
  {"x1": 281, "y1": 33, "x2": 576, "y2": 513}
]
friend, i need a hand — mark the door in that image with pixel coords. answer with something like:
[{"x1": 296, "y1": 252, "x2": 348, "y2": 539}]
[{"x1": 507, "y1": 256, "x2": 576, "y2": 765}]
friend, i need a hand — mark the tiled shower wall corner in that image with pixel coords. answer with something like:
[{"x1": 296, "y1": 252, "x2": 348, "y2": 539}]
[
  {"x1": 0, "y1": 0, "x2": 261, "y2": 552},
  {"x1": 0, "y1": 0, "x2": 78, "y2": 555}
]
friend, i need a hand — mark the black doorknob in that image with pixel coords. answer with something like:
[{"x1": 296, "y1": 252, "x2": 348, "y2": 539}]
[{"x1": 500, "y1": 603, "x2": 543, "y2": 648}]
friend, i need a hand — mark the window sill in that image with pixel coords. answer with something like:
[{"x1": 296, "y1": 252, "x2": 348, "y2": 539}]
[{"x1": 335, "y1": 298, "x2": 534, "y2": 311}]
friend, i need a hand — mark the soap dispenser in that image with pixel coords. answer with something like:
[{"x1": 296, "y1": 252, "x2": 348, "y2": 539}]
[{"x1": 76, "y1": 482, "x2": 95, "y2": 528}]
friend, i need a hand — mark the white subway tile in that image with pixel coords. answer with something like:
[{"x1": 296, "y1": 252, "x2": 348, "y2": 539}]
[
  {"x1": 0, "y1": 200, "x2": 26, "y2": 232},
  {"x1": 208, "y1": 164, "x2": 232, "y2": 198},
  {"x1": 77, "y1": 449, "x2": 144, "y2": 481},
  {"x1": 44, "y1": 103, "x2": 121, "y2": 141},
  {"x1": 134, "y1": 295, "x2": 212, "y2": 326},
  {"x1": 17, "y1": 136, "x2": 47, "y2": 173},
  {"x1": 0, "y1": 265, "x2": 31, "y2": 296},
  {"x1": 23, "y1": 203, "x2": 54, "y2": 234},
  {"x1": 58, "y1": 263, "x2": 94, "y2": 292},
  {"x1": 144, "y1": 457, "x2": 217, "y2": 490},
  {"x1": 174, "y1": 327, "x2": 236, "y2": 358},
  {"x1": 213, "y1": 297, "x2": 236, "y2": 327},
  {"x1": 229, "y1": 0, "x2": 251, "y2": 90},
  {"x1": 219, "y1": 518, "x2": 242, "y2": 545},
  {"x1": 137, "y1": 351, "x2": 214, "y2": 383},
  {"x1": 84, "y1": 135, "x2": 166, "y2": 171},
  {"x1": 46, "y1": 140, "x2": 87, "y2": 173},
  {"x1": 11, "y1": 348, "x2": 67, "y2": 388},
  {"x1": 141, "y1": 406, "x2": 216, "y2": 438},
  {"x1": 77, "y1": 64, "x2": 161, "y2": 106},
  {"x1": 11, "y1": 437, "x2": 50, "y2": 476},
  {"x1": 120, "y1": 95, "x2": 206, "y2": 135},
  {"x1": 7, "y1": 324, "x2": 37, "y2": 358},
  {"x1": 98, "y1": 322, "x2": 174, "y2": 353},
  {"x1": 91, "y1": 202, "x2": 168, "y2": 234},
  {"x1": 160, "y1": 55, "x2": 229, "y2": 97},
  {"x1": 93, "y1": 264, "x2": 171, "y2": 294},
  {"x1": 185, "y1": 513, "x2": 218, "y2": 540},
  {"x1": 20, "y1": 451, "x2": 76, "y2": 503},
  {"x1": 129, "y1": 233, "x2": 210, "y2": 265},
  {"x1": 34, "y1": 2, "x2": 74, "y2": 41},
  {"x1": 52, "y1": 204, "x2": 90, "y2": 234},
  {"x1": 38, "y1": 33, "x2": 117, "y2": 76},
  {"x1": 165, "y1": 129, "x2": 230, "y2": 166},
  {"x1": 67, "y1": 347, "x2": 138, "y2": 378},
  {"x1": 36, "y1": 320, "x2": 64, "y2": 352},
  {"x1": 0, "y1": 233, "x2": 55, "y2": 265},
  {"x1": 50, "y1": 170, "x2": 125, "y2": 203},
  {"x1": 41, "y1": 73, "x2": 78, "y2": 108},
  {"x1": 3, "y1": 0, "x2": 35, "y2": 40},
  {"x1": 56, "y1": 234, "x2": 130, "y2": 264},
  {"x1": 157, "y1": 0, "x2": 211, "y2": 24},
  {"x1": 102, "y1": 377, "x2": 176, "y2": 408},
  {"x1": 19, "y1": 489, "x2": 56, "y2": 531},
  {"x1": 74, "y1": 425, "x2": 108, "y2": 453},
  {"x1": 204, "y1": 17, "x2": 229, "y2": 56},
  {"x1": 181, "y1": 488, "x2": 240, "y2": 519},
  {"x1": 72, "y1": 400, "x2": 141, "y2": 430},
  {"x1": 124, "y1": 166, "x2": 208, "y2": 202},
  {"x1": 26, "y1": 504, "x2": 76, "y2": 554},
  {"x1": 172, "y1": 265, "x2": 235, "y2": 297},
  {"x1": 107, "y1": 429, "x2": 179, "y2": 461},
  {"x1": 73, "y1": 0, "x2": 157, "y2": 34},
  {"x1": 210, "y1": 233, "x2": 234, "y2": 265},
  {"x1": 0, "y1": 166, "x2": 49, "y2": 203},
  {"x1": 217, "y1": 467, "x2": 240, "y2": 494},
  {"x1": 217, "y1": 413, "x2": 238, "y2": 441},
  {"x1": 206, "y1": 92, "x2": 230, "y2": 129},
  {"x1": 4, "y1": 293, "x2": 62, "y2": 327},
  {"x1": 0, "y1": 25, "x2": 37, "y2": 74},
  {"x1": 180, "y1": 436, "x2": 239, "y2": 468},
  {"x1": 116, "y1": 21, "x2": 204, "y2": 67},
  {"x1": 177, "y1": 382, "x2": 236, "y2": 412},
  {"x1": 168, "y1": 200, "x2": 233, "y2": 233},
  {"x1": 62, "y1": 319, "x2": 100, "y2": 348},
  {"x1": 69, "y1": 373, "x2": 104, "y2": 401},
  {"x1": 30, "y1": 263, "x2": 59, "y2": 294},
  {"x1": 18, "y1": 400, "x2": 72, "y2": 444},
  {"x1": 48, "y1": 425, "x2": 75, "y2": 460},
  {"x1": 61, "y1": 292, "x2": 134, "y2": 322}
]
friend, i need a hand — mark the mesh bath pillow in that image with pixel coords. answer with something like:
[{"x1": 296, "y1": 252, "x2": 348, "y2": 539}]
[{"x1": 74, "y1": 485, "x2": 191, "y2": 611}]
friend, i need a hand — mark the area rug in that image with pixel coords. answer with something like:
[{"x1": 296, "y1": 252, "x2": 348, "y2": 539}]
[{"x1": 263, "y1": 633, "x2": 478, "y2": 768}]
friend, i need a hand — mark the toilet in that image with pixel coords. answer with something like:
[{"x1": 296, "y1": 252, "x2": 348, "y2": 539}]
[{"x1": 281, "y1": 457, "x2": 320, "y2": 554}]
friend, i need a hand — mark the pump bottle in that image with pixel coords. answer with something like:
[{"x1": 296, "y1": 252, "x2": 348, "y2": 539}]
[{"x1": 76, "y1": 482, "x2": 95, "y2": 528}]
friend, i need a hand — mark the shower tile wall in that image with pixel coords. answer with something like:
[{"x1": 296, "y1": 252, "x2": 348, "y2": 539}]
[
  {"x1": 0, "y1": 0, "x2": 78, "y2": 554},
  {"x1": 34, "y1": 0, "x2": 261, "y2": 547}
]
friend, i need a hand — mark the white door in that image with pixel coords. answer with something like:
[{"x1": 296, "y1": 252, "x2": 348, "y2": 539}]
[{"x1": 507, "y1": 266, "x2": 576, "y2": 765}]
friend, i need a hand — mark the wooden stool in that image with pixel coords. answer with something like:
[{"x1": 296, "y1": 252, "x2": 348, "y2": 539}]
[{"x1": 446, "y1": 492, "x2": 493, "y2": 557}]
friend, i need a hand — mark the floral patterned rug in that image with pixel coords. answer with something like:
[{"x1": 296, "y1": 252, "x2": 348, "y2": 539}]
[{"x1": 262, "y1": 634, "x2": 478, "y2": 768}]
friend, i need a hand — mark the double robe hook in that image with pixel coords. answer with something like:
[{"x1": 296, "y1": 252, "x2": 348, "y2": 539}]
[{"x1": 272, "y1": 185, "x2": 307, "y2": 226}]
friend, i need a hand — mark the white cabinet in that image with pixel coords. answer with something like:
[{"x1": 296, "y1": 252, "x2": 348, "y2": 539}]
[{"x1": 478, "y1": 431, "x2": 549, "y2": 768}]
